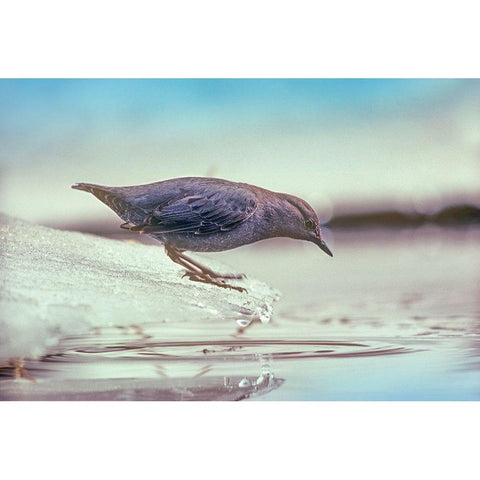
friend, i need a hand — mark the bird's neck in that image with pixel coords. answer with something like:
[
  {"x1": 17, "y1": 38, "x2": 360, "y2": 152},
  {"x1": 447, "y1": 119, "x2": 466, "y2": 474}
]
[{"x1": 259, "y1": 199, "x2": 297, "y2": 239}]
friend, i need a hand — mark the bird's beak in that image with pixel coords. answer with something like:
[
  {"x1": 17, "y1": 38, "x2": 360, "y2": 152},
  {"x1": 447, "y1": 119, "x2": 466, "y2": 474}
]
[{"x1": 316, "y1": 238, "x2": 333, "y2": 257}]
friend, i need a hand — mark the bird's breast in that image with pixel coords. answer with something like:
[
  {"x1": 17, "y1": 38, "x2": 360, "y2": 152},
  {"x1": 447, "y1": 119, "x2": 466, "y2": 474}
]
[{"x1": 150, "y1": 220, "x2": 268, "y2": 252}]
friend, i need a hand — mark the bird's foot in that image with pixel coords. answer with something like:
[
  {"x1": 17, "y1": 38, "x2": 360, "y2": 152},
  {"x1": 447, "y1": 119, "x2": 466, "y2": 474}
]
[
  {"x1": 182, "y1": 271, "x2": 248, "y2": 293},
  {"x1": 207, "y1": 271, "x2": 247, "y2": 280}
]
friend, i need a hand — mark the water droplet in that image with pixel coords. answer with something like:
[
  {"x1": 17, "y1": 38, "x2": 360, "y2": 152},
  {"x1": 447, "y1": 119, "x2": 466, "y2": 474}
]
[
  {"x1": 254, "y1": 372, "x2": 274, "y2": 387},
  {"x1": 238, "y1": 377, "x2": 251, "y2": 388},
  {"x1": 236, "y1": 318, "x2": 252, "y2": 328},
  {"x1": 258, "y1": 303, "x2": 273, "y2": 323}
]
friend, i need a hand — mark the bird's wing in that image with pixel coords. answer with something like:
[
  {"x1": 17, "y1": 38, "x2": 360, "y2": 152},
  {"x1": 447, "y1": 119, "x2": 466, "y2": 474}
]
[{"x1": 131, "y1": 185, "x2": 258, "y2": 235}]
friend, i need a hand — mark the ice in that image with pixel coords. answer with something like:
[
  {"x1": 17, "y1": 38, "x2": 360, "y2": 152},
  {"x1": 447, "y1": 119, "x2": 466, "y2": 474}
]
[{"x1": 0, "y1": 213, "x2": 280, "y2": 361}]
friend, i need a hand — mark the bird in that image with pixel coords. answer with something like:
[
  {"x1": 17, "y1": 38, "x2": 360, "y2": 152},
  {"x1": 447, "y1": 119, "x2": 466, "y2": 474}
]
[{"x1": 72, "y1": 177, "x2": 333, "y2": 292}]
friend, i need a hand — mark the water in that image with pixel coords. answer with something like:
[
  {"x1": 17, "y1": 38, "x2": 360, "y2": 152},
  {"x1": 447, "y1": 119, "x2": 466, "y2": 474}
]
[{"x1": 1, "y1": 227, "x2": 479, "y2": 400}]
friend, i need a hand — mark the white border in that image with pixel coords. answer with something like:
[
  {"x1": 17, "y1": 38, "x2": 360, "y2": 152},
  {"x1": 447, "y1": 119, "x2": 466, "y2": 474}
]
[
  {"x1": 1, "y1": 2, "x2": 478, "y2": 479},
  {"x1": 1, "y1": 1, "x2": 479, "y2": 77},
  {"x1": 1, "y1": 402, "x2": 479, "y2": 479}
]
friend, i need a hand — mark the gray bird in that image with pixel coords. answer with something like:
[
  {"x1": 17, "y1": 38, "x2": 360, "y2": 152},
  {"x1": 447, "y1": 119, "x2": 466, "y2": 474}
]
[{"x1": 72, "y1": 177, "x2": 333, "y2": 292}]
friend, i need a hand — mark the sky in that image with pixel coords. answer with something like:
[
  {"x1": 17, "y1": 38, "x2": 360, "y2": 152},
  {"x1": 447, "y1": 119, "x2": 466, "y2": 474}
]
[{"x1": 0, "y1": 79, "x2": 479, "y2": 225}]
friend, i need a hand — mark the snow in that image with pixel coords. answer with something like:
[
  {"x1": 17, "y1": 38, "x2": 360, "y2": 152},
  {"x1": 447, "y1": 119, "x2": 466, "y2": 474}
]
[{"x1": 0, "y1": 213, "x2": 280, "y2": 361}]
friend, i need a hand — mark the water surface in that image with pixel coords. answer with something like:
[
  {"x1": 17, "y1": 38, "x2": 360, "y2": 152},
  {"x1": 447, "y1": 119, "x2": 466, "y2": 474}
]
[{"x1": 1, "y1": 227, "x2": 479, "y2": 400}]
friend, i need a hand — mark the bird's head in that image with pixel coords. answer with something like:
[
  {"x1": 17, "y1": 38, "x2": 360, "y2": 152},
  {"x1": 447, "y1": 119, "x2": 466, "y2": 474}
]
[{"x1": 278, "y1": 194, "x2": 333, "y2": 257}]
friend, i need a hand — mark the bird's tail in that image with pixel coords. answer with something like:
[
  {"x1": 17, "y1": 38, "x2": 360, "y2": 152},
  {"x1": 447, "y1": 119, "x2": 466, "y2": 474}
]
[
  {"x1": 71, "y1": 182, "x2": 130, "y2": 220},
  {"x1": 71, "y1": 182, "x2": 116, "y2": 207},
  {"x1": 71, "y1": 182, "x2": 103, "y2": 193}
]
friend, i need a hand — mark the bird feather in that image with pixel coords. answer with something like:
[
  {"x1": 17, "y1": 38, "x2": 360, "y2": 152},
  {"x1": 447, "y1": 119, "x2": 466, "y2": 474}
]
[{"x1": 134, "y1": 186, "x2": 257, "y2": 235}]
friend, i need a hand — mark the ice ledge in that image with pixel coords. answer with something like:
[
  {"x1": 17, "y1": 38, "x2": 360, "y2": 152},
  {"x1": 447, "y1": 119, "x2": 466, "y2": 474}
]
[{"x1": 0, "y1": 213, "x2": 280, "y2": 360}]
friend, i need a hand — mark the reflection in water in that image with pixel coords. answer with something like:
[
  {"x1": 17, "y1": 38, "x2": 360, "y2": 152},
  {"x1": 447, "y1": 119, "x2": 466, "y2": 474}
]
[
  {"x1": 0, "y1": 375, "x2": 284, "y2": 401},
  {"x1": 0, "y1": 325, "x2": 416, "y2": 400},
  {"x1": 55, "y1": 337, "x2": 415, "y2": 360},
  {"x1": 0, "y1": 331, "x2": 285, "y2": 400}
]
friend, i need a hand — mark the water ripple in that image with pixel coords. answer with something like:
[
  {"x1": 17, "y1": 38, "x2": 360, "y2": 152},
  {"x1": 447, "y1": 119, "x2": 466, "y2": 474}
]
[{"x1": 47, "y1": 338, "x2": 416, "y2": 362}]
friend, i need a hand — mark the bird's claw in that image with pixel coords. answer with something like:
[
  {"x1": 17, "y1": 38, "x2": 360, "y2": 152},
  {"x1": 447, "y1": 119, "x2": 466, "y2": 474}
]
[
  {"x1": 182, "y1": 270, "x2": 247, "y2": 293},
  {"x1": 229, "y1": 285, "x2": 248, "y2": 293},
  {"x1": 209, "y1": 272, "x2": 246, "y2": 280},
  {"x1": 196, "y1": 268, "x2": 246, "y2": 280}
]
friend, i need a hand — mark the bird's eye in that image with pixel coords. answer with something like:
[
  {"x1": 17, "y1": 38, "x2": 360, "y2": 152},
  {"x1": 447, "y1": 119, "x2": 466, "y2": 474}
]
[{"x1": 305, "y1": 219, "x2": 315, "y2": 230}]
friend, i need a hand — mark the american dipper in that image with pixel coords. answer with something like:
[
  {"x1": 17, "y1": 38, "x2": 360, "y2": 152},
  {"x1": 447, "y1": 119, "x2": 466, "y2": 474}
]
[{"x1": 72, "y1": 177, "x2": 333, "y2": 292}]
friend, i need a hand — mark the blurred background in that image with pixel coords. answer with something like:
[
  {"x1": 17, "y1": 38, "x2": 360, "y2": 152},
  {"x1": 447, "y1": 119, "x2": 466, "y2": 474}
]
[{"x1": 0, "y1": 79, "x2": 479, "y2": 230}]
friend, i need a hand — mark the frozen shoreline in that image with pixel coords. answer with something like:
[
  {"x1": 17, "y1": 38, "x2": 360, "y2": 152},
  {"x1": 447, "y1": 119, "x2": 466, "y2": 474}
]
[{"x1": 0, "y1": 213, "x2": 279, "y2": 361}]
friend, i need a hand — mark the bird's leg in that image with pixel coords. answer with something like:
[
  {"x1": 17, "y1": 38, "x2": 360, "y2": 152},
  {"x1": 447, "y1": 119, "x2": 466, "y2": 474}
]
[
  {"x1": 165, "y1": 246, "x2": 205, "y2": 277},
  {"x1": 165, "y1": 246, "x2": 247, "y2": 293},
  {"x1": 174, "y1": 250, "x2": 246, "y2": 280}
]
